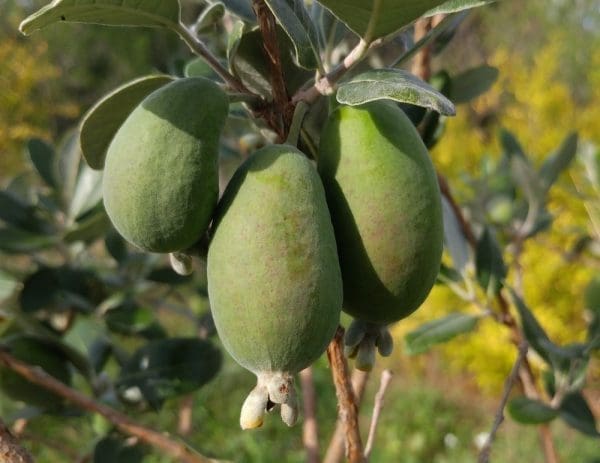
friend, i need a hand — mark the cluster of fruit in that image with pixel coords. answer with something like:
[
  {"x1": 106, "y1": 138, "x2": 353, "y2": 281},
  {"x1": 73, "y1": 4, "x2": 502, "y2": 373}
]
[{"x1": 102, "y1": 77, "x2": 443, "y2": 429}]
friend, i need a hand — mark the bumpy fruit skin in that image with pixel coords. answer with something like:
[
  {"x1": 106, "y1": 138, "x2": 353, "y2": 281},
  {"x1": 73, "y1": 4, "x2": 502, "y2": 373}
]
[
  {"x1": 207, "y1": 145, "x2": 342, "y2": 375},
  {"x1": 318, "y1": 101, "x2": 443, "y2": 324},
  {"x1": 103, "y1": 77, "x2": 228, "y2": 253}
]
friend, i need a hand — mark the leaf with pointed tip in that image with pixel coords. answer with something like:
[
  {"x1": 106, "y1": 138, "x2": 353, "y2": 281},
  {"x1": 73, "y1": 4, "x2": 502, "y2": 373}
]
[
  {"x1": 405, "y1": 313, "x2": 479, "y2": 354},
  {"x1": 193, "y1": 1, "x2": 225, "y2": 34},
  {"x1": 20, "y1": 0, "x2": 181, "y2": 35},
  {"x1": 0, "y1": 227, "x2": 57, "y2": 254},
  {"x1": 315, "y1": 0, "x2": 447, "y2": 42},
  {"x1": 441, "y1": 196, "x2": 469, "y2": 275},
  {"x1": 27, "y1": 138, "x2": 58, "y2": 188},
  {"x1": 63, "y1": 208, "x2": 111, "y2": 244},
  {"x1": 116, "y1": 338, "x2": 222, "y2": 408},
  {"x1": 507, "y1": 396, "x2": 558, "y2": 424},
  {"x1": 475, "y1": 227, "x2": 506, "y2": 294},
  {"x1": 264, "y1": 0, "x2": 321, "y2": 70},
  {"x1": 184, "y1": 57, "x2": 220, "y2": 80},
  {"x1": 559, "y1": 393, "x2": 600, "y2": 437},
  {"x1": 425, "y1": 0, "x2": 497, "y2": 16},
  {"x1": 80, "y1": 75, "x2": 174, "y2": 170},
  {"x1": 336, "y1": 69, "x2": 455, "y2": 115},
  {"x1": 539, "y1": 133, "x2": 578, "y2": 193},
  {"x1": 220, "y1": 0, "x2": 255, "y2": 21},
  {"x1": 0, "y1": 191, "x2": 49, "y2": 233},
  {"x1": 499, "y1": 128, "x2": 527, "y2": 160},
  {"x1": 450, "y1": 65, "x2": 499, "y2": 104},
  {"x1": 69, "y1": 166, "x2": 104, "y2": 220}
]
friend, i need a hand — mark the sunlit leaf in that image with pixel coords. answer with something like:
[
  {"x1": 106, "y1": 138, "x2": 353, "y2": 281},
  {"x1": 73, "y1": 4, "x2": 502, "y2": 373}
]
[
  {"x1": 336, "y1": 69, "x2": 455, "y2": 115},
  {"x1": 80, "y1": 75, "x2": 174, "y2": 170},
  {"x1": 20, "y1": 0, "x2": 181, "y2": 35},
  {"x1": 405, "y1": 313, "x2": 479, "y2": 354}
]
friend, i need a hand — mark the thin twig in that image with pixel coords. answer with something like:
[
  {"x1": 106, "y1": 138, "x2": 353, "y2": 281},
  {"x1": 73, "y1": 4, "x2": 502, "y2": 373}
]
[
  {"x1": 175, "y1": 23, "x2": 253, "y2": 96},
  {"x1": 178, "y1": 394, "x2": 194, "y2": 437},
  {"x1": 300, "y1": 367, "x2": 320, "y2": 463},
  {"x1": 0, "y1": 418, "x2": 34, "y2": 463},
  {"x1": 0, "y1": 350, "x2": 220, "y2": 463},
  {"x1": 326, "y1": 326, "x2": 364, "y2": 463},
  {"x1": 323, "y1": 370, "x2": 370, "y2": 463},
  {"x1": 292, "y1": 39, "x2": 370, "y2": 105},
  {"x1": 478, "y1": 341, "x2": 528, "y2": 463},
  {"x1": 364, "y1": 370, "x2": 393, "y2": 460},
  {"x1": 411, "y1": 17, "x2": 433, "y2": 82}
]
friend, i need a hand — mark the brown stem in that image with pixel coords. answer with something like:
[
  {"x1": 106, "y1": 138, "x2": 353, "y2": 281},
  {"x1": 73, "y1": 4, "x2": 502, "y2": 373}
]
[
  {"x1": 0, "y1": 418, "x2": 34, "y2": 463},
  {"x1": 0, "y1": 351, "x2": 220, "y2": 463},
  {"x1": 478, "y1": 341, "x2": 528, "y2": 463},
  {"x1": 437, "y1": 173, "x2": 560, "y2": 463},
  {"x1": 178, "y1": 394, "x2": 194, "y2": 437},
  {"x1": 363, "y1": 370, "x2": 393, "y2": 460},
  {"x1": 252, "y1": 0, "x2": 291, "y2": 140},
  {"x1": 323, "y1": 370, "x2": 370, "y2": 463},
  {"x1": 326, "y1": 327, "x2": 364, "y2": 463},
  {"x1": 300, "y1": 367, "x2": 320, "y2": 463},
  {"x1": 411, "y1": 18, "x2": 433, "y2": 82}
]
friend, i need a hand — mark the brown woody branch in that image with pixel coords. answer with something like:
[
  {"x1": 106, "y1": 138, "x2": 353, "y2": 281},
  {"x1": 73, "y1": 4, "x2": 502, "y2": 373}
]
[
  {"x1": 363, "y1": 370, "x2": 393, "y2": 459},
  {"x1": 478, "y1": 341, "x2": 528, "y2": 463},
  {"x1": 0, "y1": 418, "x2": 34, "y2": 463},
  {"x1": 323, "y1": 370, "x2": 370, "y2": 463},
  {"x1": 252, "y1": 0, "x2": 292, "y2": 140},
  {"x1": 326, "y1": 327, "x2": 365, "y2": 463},
  {"x1": 300, "y1": 367, "x2": 320, "y2": 463},
  {"x1": 0, "y1": 350, "x2": 220, "y2": 463}
]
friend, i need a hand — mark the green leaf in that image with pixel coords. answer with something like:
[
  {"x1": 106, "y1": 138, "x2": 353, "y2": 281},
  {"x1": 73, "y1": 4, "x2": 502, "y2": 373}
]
[
  {"x1": 264, "y1": 0, "x2": 321, "y2": 70},
  {"x1": 220, "y1": 0, "x2": 255, "y2": 21},
  {"x1": 20, "y1": 0, "x2": 181, "y2": 35},
  {"x1": 336, "y1": 69, "x2": 455, "y2": 115},
  {"x1": 500, "y1": 128, "x2": 527, "y2": 160},
  {"x1": 184, "y1": 57, "x2": 220, "y2": 80},
  {"x1": 19, "y1": 266, "x2": 101, "y2": 314},
  {"x1": 509, "y1": 289, "x2": 553, "y2": 364},
  {"x1": 475, "y1": 227, "x2": 506, "y2": 294},
  {"x1": 69, "y1": 166, "x2": 104, "y2": 220},
  {"x1": 539, "y1": 132, "x2": 578, "y2": 194},
  {"x1": 146, "y1": 267, "x2": 192, "y2": 285},
  {"x1": 56, "y1": 130, "x2": 84, "y2": 202},
  {"x1": 316, "y1": 0, "x2": 447, "y2": 42},
  {"x1": 0, "y1": 270, "x2": 19, "y2": 302},
  {"x1": 230, "y1": 27, "x2": 312, "y2": 98},
  {"x1": 392, "y1": 13, "x2": 466, "y2": 67},
  {"x1": 0, "y1": 227, "x2": 57, "y2": 254},
  {"x1": 450, "y1": 65, "x2": 499, "y2": 104},
  {"x1": 63, "y1": 208, "x2": 112, "y2": 244},
  {"x1": 192, "y1": 1, "x2": 225, "y2": 34},
  {"x1": 507, "y1": 396, "x2": 558, "y2": 424},
  {"x1": 559, "y1": 393, "x2": 600, "y2": 437},
  {"x1": 80, "y1": 75, "x2": 174, "y2": 170},
  {"x1": 105, "y1": 302, "x2": 166, "y2": 339},
  {"x1": 0, "y1": 191, "x2": 48, "y2": 233},
  {"x1": 404, "y1": 313, "x2": 479, "y2": 354},
  {"x1": 105, "y1": 229, "x2": 128, "y2": 264},
  {"x1": 93, "y1": 435, "x2": 146, "y2": 463},
  {"x1": 117, "y1": 338, "x2": 221, "y2": 408},
  {"x1": 441, "y1": 196, "x2": 469, "y2": 275},
  {"x1": 426, "y1": 0, "x2": 497, "y2": 16},
  {"x1": 27, "y1": 138, "x2": 58, "y2": 188}
]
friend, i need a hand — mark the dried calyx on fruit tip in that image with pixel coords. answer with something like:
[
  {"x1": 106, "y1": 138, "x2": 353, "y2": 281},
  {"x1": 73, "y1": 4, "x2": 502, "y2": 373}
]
[
  {"x1": 344, "y1": 320, "x2": 394, "y2": 372},
  {"x1": 169, "y1": 252, "x2": 194, "y2": 276},
  {"x1": 239, "y1": 372, "x2": 299, "y2": 429}
]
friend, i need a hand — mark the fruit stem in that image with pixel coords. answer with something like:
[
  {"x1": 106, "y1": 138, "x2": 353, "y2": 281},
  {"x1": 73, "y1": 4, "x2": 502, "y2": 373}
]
[{"x1": 285, "y1": 102, "x2": 310, "y2": 147}]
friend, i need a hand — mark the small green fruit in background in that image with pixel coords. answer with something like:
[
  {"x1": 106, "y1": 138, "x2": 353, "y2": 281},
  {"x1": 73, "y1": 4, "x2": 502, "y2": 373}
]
[
  {"x1": 207, "y1": 145, "x2": 342, "y2": 429},
  {"x1": 318, "y1": 101, "x2": 444, "y2": 369},
  {"x1": 0, "y1": 335, "x2": 71, "y2": 409},
  {"x1": 103, "y1": 77, "x2": 228, "y2": 253}
]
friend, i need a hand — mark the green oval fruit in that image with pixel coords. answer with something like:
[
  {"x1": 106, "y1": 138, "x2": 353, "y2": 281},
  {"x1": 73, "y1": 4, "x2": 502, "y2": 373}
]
[
  {"x1": 103, "y1": 77, "x2": 228, "y2": 253},
  {"x1": 318, "y1": 101, "x2": 443, "y2": 325},
  {"x1": 207, "y1": 144, "x2": 342, "y2": 428},
  {"x1": 0, "y1": 335, "x2": 71, "y2": 409}
]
